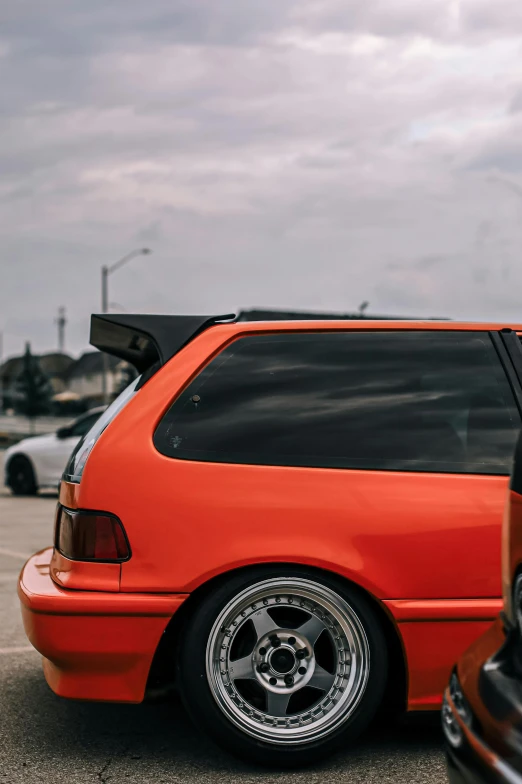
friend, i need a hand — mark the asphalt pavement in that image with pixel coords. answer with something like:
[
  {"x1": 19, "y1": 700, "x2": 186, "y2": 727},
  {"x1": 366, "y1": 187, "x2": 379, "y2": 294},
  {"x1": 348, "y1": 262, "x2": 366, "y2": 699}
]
[{"x1": 0, "y1": 452, "x2": 447, "y2": 783}]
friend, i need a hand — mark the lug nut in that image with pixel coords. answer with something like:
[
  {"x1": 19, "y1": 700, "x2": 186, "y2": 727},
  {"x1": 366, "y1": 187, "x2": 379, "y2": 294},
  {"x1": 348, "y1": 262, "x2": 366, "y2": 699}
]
[
  {"x1": 269, "y1": 677, "x2": 277, "y2": 686},
  {"x1": 296, "y1": 648, "x2": 309, "y2": 659},
  {"x1": 284, "y1": 675, "x2": 294, "y2": 686},
  {"x1": 288, "y1": 636, "x2": 296, "y2": 645},
  {"x1": 259, "y1": 647, "x2": 266, "y2": 656},
  {"x1": 258, "y1": 663, "x2": 270, "y2": 673},
  {"x1": 270, "y1": 635, "x2": 281, "y2": 648},
  {"x1": 298, "y1": 666, "x2": 306, "y2": 675}
]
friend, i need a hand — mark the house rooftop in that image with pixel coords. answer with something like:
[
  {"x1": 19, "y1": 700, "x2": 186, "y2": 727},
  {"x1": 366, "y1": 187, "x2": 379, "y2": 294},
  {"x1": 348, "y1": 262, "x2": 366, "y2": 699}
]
[
  {"x1": 0, "y1": 351, "x2": 74, "y2": 381},
  {"x1": 64, "y1": 351, "x2": 121, "y2": 380}
]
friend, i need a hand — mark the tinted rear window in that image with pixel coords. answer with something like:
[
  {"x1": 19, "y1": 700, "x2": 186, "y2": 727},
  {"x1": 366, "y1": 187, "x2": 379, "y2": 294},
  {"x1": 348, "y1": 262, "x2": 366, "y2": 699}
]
[{"x1": 154, "y1": 331, "x2": 521, "y2": 474}]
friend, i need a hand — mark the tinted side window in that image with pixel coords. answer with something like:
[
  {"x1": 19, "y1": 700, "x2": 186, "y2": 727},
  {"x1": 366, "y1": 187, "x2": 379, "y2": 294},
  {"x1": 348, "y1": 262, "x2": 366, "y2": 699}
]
[{"x1": 154, "y1": 332, "x2": 521, "y2": 474}]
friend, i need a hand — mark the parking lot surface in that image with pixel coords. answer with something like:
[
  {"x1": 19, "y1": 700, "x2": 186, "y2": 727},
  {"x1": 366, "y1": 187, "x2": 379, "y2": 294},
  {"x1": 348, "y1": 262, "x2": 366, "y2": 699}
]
[{"x1": 0, "y1": 452, "x2": 447, "y2": 783}]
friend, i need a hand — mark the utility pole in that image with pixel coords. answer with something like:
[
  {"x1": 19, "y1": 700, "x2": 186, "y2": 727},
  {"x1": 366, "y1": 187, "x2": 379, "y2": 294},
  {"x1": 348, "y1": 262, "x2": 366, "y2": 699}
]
[
  {"x1": 101, "y1": 265, "x2": 109, "y2": 405},
  {"x1": 100, "y1": 248, "x2": 151, "y2": 405},
  {"x1": 55, "y1": 307, "x2": 67, "y2": 353}
]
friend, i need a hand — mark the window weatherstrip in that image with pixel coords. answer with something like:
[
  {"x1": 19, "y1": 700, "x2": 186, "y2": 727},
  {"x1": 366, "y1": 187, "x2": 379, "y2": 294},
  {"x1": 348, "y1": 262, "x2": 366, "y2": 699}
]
[{"x1": 492, "y1": 331, "x2": 522, "y2": 416}]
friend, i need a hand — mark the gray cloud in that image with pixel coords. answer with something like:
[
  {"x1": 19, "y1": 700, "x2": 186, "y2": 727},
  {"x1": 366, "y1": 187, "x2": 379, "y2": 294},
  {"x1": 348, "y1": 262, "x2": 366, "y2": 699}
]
[
  {"x1": 459, "y1": 0, "x2": 522, "y2": 36},
  {"x1": 2, "y1": 0, "x2": 522, "y2": 359}
]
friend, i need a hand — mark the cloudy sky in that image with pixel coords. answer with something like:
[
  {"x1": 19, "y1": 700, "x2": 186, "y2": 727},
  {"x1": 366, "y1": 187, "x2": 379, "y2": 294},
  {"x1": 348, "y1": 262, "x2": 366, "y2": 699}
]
[{"x1": 2, "y1": 0, "x2": 522, "y2": 359}]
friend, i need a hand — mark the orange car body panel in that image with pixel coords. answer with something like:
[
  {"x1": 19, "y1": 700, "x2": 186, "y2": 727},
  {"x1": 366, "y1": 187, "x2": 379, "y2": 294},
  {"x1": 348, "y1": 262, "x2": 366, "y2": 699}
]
[
  {"x1": 18, "y1": 321, "x2": 522, "y2": 709},
  {"x1": 503, "y1": 490, "x2": 522, "y2": 602},
  {"x1": 19, "y1": 549, "x2": 187, "y2": 702}
]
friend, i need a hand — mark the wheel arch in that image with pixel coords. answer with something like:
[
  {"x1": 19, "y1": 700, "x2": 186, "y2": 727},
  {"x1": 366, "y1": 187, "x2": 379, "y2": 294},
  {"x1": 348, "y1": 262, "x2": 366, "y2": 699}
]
[{"x1": 146, "y1": 561, "x2": 408, "y2": 714}]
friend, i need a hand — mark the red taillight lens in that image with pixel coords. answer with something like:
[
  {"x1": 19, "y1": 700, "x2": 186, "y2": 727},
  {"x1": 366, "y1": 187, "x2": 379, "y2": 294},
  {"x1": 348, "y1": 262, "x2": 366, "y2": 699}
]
[{"x1": 55, "y1": 506, "x2": 130, "y2": 562}]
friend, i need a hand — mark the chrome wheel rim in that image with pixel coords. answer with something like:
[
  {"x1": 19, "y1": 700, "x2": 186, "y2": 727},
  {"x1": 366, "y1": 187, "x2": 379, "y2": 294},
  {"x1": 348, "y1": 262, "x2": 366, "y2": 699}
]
[{"x1": 206, "y1": 577, "x2": 370, "y2": 745}]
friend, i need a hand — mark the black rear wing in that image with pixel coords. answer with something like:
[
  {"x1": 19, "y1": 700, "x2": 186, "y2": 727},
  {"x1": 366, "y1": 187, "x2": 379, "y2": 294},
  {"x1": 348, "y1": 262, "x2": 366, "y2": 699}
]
[{"x1": 90, "y1": 313, "x2": 236, "y2": 373}]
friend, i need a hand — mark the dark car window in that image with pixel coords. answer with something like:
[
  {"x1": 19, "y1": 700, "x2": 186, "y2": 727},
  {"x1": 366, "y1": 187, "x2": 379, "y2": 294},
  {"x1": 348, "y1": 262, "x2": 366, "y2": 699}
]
[
  {"x1": 154, "y1": 331, "x2": 521, "y2": 474},
  {"x1": 70, "y1": 413, "x2": 100, "y2": 438}
]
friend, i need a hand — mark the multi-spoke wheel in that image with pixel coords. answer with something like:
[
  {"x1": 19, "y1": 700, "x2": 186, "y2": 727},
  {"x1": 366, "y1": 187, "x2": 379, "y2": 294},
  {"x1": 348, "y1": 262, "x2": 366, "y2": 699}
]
[{"x1": 178, "y1": 568, "x2": 387, "y2": 766}]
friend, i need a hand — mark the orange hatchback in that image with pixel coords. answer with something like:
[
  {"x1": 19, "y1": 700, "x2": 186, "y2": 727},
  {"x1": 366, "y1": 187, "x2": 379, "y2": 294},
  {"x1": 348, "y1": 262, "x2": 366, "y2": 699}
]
[{"x1": 18, "y1": 314, "x2": 522, "y2": 765}]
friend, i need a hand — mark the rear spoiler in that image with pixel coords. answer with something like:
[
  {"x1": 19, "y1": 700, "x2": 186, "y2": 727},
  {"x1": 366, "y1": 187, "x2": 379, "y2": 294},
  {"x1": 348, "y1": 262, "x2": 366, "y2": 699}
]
[{"x1": 90, "y1": 313, "x2": 236, "y2": 374}]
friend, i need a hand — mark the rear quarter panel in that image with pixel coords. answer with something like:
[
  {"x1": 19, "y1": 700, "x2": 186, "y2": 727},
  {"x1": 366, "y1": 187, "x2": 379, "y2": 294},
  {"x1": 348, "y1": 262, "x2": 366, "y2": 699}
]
[{"x1": 76, "y1": 324, "x2": 506, "y2": 601}]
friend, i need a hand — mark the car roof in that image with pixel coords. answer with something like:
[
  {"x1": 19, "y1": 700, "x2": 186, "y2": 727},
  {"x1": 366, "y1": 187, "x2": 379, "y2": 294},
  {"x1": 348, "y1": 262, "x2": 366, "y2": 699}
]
[
  {"x1": 230, "y1": 320, "x2": 522, "y2": 331},
  {"x1": 90, "y1": 312, "x2": 522, "y2": 376}
]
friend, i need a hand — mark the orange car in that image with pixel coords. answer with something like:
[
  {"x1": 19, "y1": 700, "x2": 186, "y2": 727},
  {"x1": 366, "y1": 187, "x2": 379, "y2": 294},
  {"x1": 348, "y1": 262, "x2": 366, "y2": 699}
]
[{"x1": 18, "y1": 314, "x2": 522, "y2": 765}]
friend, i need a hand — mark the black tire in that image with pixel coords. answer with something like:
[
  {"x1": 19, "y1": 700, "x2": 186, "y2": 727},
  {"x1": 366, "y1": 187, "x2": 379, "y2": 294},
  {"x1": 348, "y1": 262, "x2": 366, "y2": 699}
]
[
  {"x1": 178, "y1": 566, "x2": 388, "y2": 767},
  {"x1": 7, "y1": 455, "x2": 37, "y2": 496}
]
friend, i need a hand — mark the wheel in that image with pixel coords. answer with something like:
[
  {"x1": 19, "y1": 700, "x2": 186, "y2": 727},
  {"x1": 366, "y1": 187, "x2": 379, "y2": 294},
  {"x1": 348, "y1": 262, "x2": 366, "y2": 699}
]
[
  {"x1": 178, "y1": 567, "x2": 388, "y2": 766},
  {"x1": 7, "y1": 455, "x2": 37, "y2": 496}
]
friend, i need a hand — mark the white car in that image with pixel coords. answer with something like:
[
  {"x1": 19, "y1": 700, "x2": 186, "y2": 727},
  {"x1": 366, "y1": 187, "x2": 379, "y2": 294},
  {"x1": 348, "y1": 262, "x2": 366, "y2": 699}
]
[{"x1": 4, "y1": 407, "x2": 105, "y2": 495}]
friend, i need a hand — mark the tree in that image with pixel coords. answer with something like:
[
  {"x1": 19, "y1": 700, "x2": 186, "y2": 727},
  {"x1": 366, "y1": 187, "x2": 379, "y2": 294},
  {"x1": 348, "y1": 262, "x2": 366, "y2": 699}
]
[{"x1": 16, "y1": 342, "x2": 52, "y2": 430}]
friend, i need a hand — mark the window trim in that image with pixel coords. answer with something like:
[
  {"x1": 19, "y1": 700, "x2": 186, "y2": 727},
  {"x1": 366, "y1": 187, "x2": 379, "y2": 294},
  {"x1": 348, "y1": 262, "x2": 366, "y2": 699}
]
[{"x1": 494, "y1": 330, "x2": 522, "y2": 415}]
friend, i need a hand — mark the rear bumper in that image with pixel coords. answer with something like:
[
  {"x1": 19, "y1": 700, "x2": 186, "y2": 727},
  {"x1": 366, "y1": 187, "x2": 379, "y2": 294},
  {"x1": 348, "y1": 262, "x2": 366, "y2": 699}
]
[{"x1": 18, "y1": 548, "x2": 187, "y2": 703}]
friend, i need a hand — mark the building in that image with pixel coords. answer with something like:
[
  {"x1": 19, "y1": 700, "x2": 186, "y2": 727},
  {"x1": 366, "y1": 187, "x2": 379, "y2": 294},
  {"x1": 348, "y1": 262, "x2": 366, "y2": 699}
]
[
  {"x1": 0, "y1": 352, "x2": 74, "y2": 411},
  {"x1": 0, "y1": 348, "x2": 136, "y2": 415},
  {"x1": 62, "y1": 351, "x2": 123, "y2": 406}
]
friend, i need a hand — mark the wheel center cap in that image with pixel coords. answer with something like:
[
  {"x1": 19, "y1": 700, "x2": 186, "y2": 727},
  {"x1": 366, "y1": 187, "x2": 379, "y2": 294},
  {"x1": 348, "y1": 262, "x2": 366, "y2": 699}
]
[{"x1": 270, "y1": 648, "x2": 295, "y2": 674}]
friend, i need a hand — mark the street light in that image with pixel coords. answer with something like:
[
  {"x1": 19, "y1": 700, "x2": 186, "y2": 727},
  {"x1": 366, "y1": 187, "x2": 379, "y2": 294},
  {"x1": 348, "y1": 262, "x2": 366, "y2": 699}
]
[{"x1": 101, "y1": 248, "x2": 151, "y2": 404}]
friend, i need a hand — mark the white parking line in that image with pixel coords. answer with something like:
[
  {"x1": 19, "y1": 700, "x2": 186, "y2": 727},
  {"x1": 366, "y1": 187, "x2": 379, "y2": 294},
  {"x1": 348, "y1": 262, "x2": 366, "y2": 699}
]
[
  {"x1": 0, "y1": 547, "x2": 30, "y2": 560},
  {"x1": 0, "y1": 646, "x2": 35, "y2": 655}
]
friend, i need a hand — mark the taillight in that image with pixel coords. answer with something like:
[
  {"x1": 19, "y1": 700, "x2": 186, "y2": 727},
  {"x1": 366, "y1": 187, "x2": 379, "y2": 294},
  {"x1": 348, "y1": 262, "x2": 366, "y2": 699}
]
[{"x1": 55, "y1": 506, "x2": 130, "y2": 562}]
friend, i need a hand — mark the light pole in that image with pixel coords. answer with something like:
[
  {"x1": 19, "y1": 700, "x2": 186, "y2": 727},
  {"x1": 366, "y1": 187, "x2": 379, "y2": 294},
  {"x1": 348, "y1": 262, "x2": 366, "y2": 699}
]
[{"x1": 101, "y1": 248, "x2": 151, "y2": 404}]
